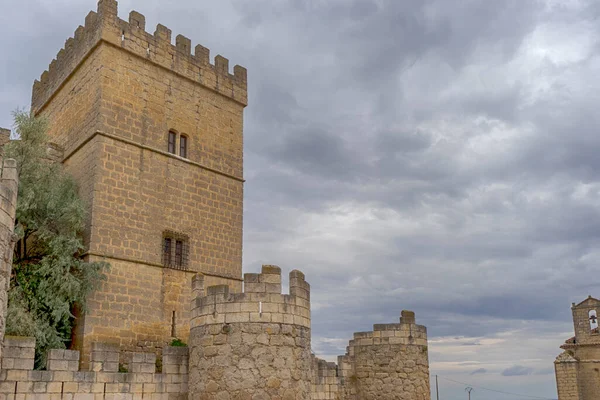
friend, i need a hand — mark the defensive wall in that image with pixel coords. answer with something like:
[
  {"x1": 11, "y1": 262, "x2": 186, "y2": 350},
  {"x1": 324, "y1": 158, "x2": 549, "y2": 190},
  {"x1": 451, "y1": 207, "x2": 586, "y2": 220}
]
[
  {"x1": 0, "y1": 337, "x2": 188, "y2": 400},
  {"x1": 0, "y1": 158, "x2": 18, "y2": 363},
  {"x1": 0, "y1": 263, "x2": 430, "y2": 399},
  {"x1": 311, "y1": 311, "x2": 430, "y2": 400}
]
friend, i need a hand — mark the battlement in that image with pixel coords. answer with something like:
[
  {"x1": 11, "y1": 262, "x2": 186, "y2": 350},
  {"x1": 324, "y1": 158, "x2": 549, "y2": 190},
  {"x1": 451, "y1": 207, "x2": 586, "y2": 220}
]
[
  {"x1": 343, "y1": 311, "x2": 427, "y2": 358},
  {"x1": 0, "y1": 336, "x2": 188, "y2": 400},
  {"x1": 31, "y1": 0, "x2": 247, "y2": 113},
  {"x1": 190, "y1": 266, "x2": 311, "y2": 329}
]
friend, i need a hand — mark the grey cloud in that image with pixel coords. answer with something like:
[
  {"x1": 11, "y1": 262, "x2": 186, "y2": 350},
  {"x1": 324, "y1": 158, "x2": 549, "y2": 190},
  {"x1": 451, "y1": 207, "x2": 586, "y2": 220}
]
[
  {"x1": 502, "y1": 365, "x2": 534, "y2": 377},
  {"x1": 470, "y1": 368, "x2": 487, "y2": 375},
  {"x1": 4, "y1": 1, "x2": 599, "y2": 397}
]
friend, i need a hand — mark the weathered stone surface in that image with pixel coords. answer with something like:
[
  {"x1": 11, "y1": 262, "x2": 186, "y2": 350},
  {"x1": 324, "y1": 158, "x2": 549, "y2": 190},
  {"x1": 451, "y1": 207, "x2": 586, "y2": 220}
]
[
  {"x1": 0, "y1": 158, "x2": 19, "y2": 362},
  {"x1": 555, "y1": 296, "x2": 600, "y2": 400},
  {"x1": 29, "y1": 0, "x2": 246, "y2": 366}
]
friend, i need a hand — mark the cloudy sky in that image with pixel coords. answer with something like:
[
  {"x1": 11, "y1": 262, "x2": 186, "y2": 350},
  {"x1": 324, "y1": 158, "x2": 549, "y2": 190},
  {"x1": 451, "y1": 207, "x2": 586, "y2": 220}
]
[{"x1": 3, "y1": 0, "x2": 600, "y2": 398}]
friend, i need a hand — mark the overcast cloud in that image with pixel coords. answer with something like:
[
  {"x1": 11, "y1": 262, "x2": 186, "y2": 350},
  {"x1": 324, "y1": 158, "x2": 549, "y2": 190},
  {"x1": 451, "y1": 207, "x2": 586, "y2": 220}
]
[{"x1": 3, "y1": 0, "x2": 599, "y2": 398}]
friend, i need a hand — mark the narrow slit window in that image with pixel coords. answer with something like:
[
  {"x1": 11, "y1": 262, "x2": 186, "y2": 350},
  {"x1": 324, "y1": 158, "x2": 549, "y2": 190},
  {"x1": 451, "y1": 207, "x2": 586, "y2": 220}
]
[
  {"x1": 179, "y1": 135, "x2": 188, "y2": 158},
  {"x1": 171, "y1": 311, "x2": 176, "y2": 337},
  {"x1": 168, "y1": 131, "x2": 176, "y2": 154},
  {"x1": 163, "y1": 238, "x2": 172, "y2": 266}
]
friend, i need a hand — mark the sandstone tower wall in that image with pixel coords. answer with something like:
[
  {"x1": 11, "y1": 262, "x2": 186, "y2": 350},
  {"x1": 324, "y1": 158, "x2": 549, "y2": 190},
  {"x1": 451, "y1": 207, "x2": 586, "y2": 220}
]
[
  {"x1": 30, "y1": 0, "x2": 247, "y2": 364},
  {"x1": 188, "y1": 266, "x2": 312, "y2": 399}
]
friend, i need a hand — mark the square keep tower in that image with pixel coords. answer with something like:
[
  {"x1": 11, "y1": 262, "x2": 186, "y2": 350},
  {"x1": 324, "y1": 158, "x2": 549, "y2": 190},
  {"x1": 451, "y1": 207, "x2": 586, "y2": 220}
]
[{"x1": 30, "y1": 0, "x2": 247, "y2": 364}]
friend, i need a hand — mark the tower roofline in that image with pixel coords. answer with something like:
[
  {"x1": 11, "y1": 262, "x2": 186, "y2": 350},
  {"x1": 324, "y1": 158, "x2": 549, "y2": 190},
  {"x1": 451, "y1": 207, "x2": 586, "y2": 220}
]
[
  {"x1": 31, "y1": 0, "x2": 247, "y2": 114},
  {"x1": 573, "y1": 295, "x2": 600, "y2": 308}
]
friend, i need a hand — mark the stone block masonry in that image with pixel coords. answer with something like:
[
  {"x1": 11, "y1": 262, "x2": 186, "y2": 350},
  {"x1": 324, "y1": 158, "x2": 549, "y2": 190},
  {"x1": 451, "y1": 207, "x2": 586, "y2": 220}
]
[
  {"x1": 0, "y1": 336, "x2": 189, "y2": 400},
  {"x1": 0, "y1": 158, "x2": 18, "y2": 363},
  {"x1": 189, "y1": 266, "x2": 313, "y2": 399},
  {"x1": 0, "y1": 266, "x2": 430, "y2": 399},
  {"x1": 30, "y1": 0, "x2": 247, "y2": 363},
  {"x1": 311, "y1": 310, "x2": 431, "y2": 400},
  {"x1": 555, "y1": 295, "x2": 600, "y2": 400}
]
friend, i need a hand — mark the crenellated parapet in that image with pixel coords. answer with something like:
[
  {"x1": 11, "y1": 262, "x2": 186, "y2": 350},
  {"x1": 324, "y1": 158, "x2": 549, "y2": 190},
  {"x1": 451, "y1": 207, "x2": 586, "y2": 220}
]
[
  {"x1": 31, "y1": 0, "x2": 247, "y2": 113},
  {"x1": 0, "y1": 336, "x2": 188, "y2": 400},
  {"x1": 335, "y1": 310, "x2": 430, "y2": 400},
  {"x1": 190, "y1": 266, "x2": 310, "y2": 330},
  {"x1": 344, "y1": 310, "x2": 428, "y2": 354}
]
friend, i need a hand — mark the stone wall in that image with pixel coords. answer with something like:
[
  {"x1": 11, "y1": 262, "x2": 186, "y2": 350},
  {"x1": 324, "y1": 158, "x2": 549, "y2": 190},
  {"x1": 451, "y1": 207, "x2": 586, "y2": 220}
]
[
  {"x1": 0, "y1": 337, "x2": 188, "y2": 400},
  {"x1": 0, "y1": 265, "x2": 430, "y2": 400},
  {"x1": 555, "y1": 296, "x2": 600, "y2": 400},
  {"x1": 309, "y1": 311, "x2": 430, "y2": 400},
  {"x1": 31, "y1": 0, "x2": 246, "y2": 362},
  {"x1": 188, "y1": 266, "x2": 313, "y2": 399},
  {"x1": 554, "y1": 352, "x2": 580, "y2": 400},
  {"x1": 0, "y1": 158, "x2": 18, "y2": 363},
  {"x1": 311, "y1": 356, "x2": 339, "y2": 400}
]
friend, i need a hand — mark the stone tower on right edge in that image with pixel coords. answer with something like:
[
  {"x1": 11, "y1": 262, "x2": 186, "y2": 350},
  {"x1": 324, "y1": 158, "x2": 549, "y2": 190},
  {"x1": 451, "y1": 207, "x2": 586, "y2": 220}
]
[{"x1": 555, "y1": 296, "x2": 600, "y2": 400}]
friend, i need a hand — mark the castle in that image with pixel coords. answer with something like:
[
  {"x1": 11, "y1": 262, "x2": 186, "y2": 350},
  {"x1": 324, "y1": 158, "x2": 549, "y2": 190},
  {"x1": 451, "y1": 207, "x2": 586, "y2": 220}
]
[
  {"x1": 555, "y1": 296, "x2": 600, "y2": 400},
  {"x1": 0, "y1": 1, "x2": 431, "y2": 398}
]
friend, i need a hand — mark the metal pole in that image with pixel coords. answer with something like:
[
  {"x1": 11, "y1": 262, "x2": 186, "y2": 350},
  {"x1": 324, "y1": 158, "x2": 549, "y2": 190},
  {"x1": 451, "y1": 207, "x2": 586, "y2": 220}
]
[
  {"x1": 435, "y1": 375, "x2": 439, "y2": 400},
  {"x1": 465, "y1": 387, "x2": 473, "y2": 400}
]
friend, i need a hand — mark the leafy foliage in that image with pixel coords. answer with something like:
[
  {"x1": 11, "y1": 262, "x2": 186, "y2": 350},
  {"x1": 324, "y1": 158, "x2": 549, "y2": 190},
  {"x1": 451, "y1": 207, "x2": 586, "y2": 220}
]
[
  {"x1": 4, "y1": 111, "x2": 108, "y2": 367},
  {"x1": 169, "y1": 338, "x2": 187, "y2": 347}
]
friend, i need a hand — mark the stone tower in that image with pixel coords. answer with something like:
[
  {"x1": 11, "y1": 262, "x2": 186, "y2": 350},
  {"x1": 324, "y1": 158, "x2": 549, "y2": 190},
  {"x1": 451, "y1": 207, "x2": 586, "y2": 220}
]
[
  {"x1": 555, "y1": 296, "x2": 600, "y2": 400},
  {"x1": 30, "y1": 0, "x2": 247, "y2": 364},
  {"x1": 337, "y1": 310, "x2": 430, "y2": 400},
  {"x1": 189, "y1": 266, "x2": 312, "y2": 399}
]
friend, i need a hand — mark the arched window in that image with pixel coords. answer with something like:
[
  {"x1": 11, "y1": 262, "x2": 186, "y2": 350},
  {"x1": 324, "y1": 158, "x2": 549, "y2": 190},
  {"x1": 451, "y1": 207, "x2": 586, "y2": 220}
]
[
  {"x1": 179, "y1": 134, "x2": 188, "y2": 158},
  {"x1": 590, "y1": 310, "x2": 598, "y2": 331},
  {"x1": 168, "y1": 131, "x2": 177, "y2": 154}
]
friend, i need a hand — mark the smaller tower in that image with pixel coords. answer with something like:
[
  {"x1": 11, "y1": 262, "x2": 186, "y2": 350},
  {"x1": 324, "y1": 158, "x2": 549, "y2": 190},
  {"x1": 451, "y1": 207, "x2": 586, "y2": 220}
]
[
  {"x1": 188, "y1": 266, "x2": 312, "y2": 399},
  {"x1": 338, "y1": 310, "x2": 430, "y2": 400},
  {"x1": 555, "y1": 296, "x2": 600, "y2": 400}
]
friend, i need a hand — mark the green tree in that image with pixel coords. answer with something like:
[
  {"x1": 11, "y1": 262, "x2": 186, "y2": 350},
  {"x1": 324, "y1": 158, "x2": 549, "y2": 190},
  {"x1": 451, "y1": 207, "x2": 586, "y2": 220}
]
[{"x1": 3, "y1": 111, "x2": 108, "y2": 367}]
